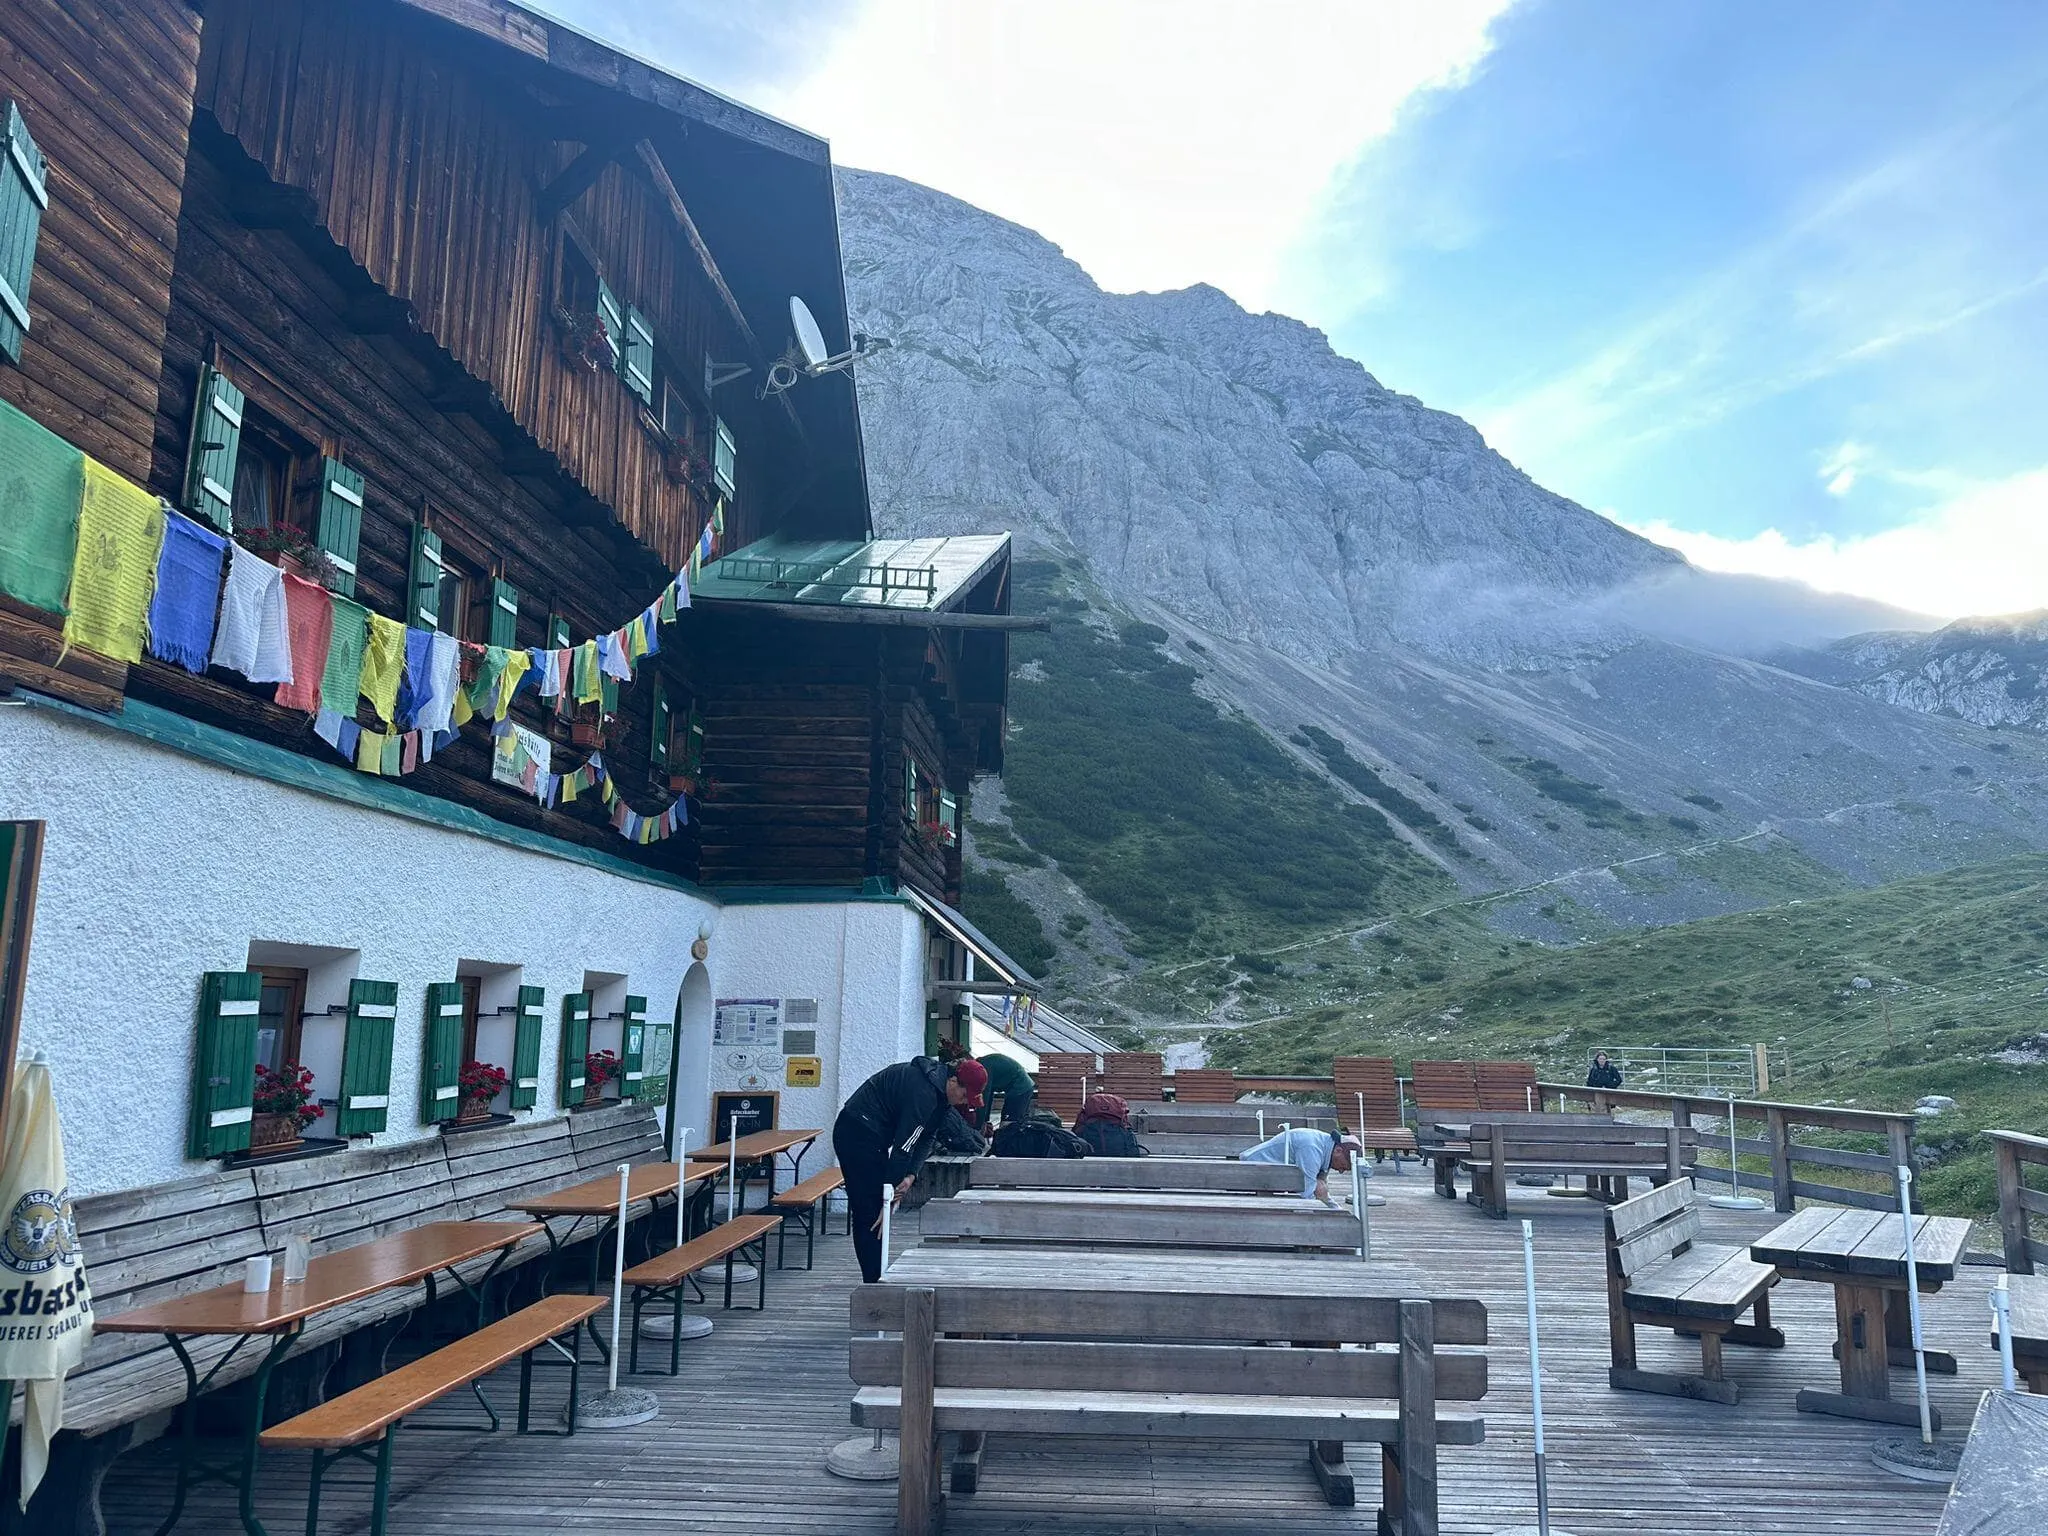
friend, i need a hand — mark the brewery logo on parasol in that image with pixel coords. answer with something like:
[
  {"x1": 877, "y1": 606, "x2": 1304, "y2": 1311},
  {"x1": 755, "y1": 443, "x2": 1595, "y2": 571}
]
[{"x1": 2, "y1": 1187, "x2": 78, "y2": 1276}]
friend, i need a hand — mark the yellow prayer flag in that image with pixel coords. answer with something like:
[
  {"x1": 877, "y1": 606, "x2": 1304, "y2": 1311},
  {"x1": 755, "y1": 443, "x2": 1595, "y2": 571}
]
[
  {"x1": 63, "y1": 461, "x2": 165, "y2": 663},
  {"x1": 494, "y1": 647, "x2": 531, "y2": 719},
  {"x1": 359, "y1": 613, "x2": 405, "y2": 722},
  {"x1": 356, "y1": 728, "x2": 385, "y2": 775}
]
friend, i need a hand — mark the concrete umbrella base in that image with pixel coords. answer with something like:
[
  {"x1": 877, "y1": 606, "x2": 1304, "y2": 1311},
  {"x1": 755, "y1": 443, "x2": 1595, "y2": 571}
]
[
  {"x1": 638, "y1": 1312, "x2": 714, "y2": 1341},
  {"x1": 1870, "y1": 1436, "x2": 1961, "y2": 1484},
  {"x1": 567, "y1": 1385, "x2": 660, "y2": 1430},
  {"x1": 827, "y1": 1432, "x2": 900, "y2": 1480}
]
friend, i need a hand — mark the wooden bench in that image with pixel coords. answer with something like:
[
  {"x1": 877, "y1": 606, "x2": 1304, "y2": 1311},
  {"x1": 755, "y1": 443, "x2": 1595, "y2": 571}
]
[
  {"x1": 1100, "y1": 1050, "x2": 1166, "y2": 1102},
  {"x1": 1993, "y1": 1274, "x2": 2048, "y2": 1391},
  {"x1": 850, "y1": 1283, "x2": 1487, "y2": 1536},
  {"x1": 1465, "y1": 1120, "x2": 1696, "y2": 1218},
  {"x1": 769, "y1": 1167, "x2": 846, "y2": 1270},
  {"x1": 965, "y1": 1156, "x2": 1302, "y2": 1195},
  {"x1": 1474, "y1": 1060, "x2": 1538, "y2": 1113},
  {"x1": 260, "y1": 1294, "x2": 605, "y2": 1534},
  {"x1": 1604, "y1": 1180, "x2": 1782, "y2": 1404},
  {"x1": 1422, "y1": 1111, "x2": 1616, "y2": 1199},
  {"x1": 623, "y1": 1213, "x2": 782, "y2": 1375},
  {"x1": 1333, "y1": 1057, "x2": 1419, "y2": 1160},
  {"x1": 921, "y1": 1190, "x2": 1366, "y2": 1253},
  {"x1": 1168, "y1": 1067, "x2": 1239, "y2": 1103},
  {"x1": 1409, "y1": 1060, "x2": 1481, "y2": 1114}
]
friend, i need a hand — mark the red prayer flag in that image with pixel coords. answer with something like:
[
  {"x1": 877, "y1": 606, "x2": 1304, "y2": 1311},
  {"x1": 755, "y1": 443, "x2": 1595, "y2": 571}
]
[{"x1": 274, "y1": 574, "x2": 334, "y2": 713}]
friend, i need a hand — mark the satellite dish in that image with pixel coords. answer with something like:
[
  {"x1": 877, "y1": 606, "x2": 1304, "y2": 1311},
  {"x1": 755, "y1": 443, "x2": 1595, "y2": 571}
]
[
  {"x1": 761, "y1": 296, "x2": 894, "y2": 397},
  {"x1": 790, "y1": 296, "x2": 830, "y2": 370}
]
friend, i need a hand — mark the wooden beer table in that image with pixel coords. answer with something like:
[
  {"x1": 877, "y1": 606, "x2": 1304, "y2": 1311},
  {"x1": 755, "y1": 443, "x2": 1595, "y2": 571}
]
[
  {"x1": 687, "y1": 1128, "x2": 821, "y2": 1211},
  {"x1": 98, "y1": 1219, "x2": 537, "y2": 1536},
  {"x1": 508, "y1": 1162, "x2": 718, "y2": 1355},
  {"x1": 1749, "y1": 1205, "x2": 1973, "y2": 1428}
]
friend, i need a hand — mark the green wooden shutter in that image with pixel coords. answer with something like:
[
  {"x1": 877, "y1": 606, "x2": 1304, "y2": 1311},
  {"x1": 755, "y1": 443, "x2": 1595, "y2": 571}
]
[
  {"x1": 940, "y1": 788, "x2": 958, "y2": 845},
  {"x1": 315, "y1": 458, "x2": 365, "y2": 598},
  {"x1": 335, "y1": 978, "x2": 398, "y2": 1136},
  {"x1": 183, "y1": 364, "x2": 245, "y2": 531},
  {"x1": 0, "y1": 102, "x2": 49, "y2": 365},
  {"x1": 488, "y1": 577, "x2": 519, "y2": 647},
  {"x1": 409, "y1": 522, "x2": 444, "y2": 629},
  {"x1": 620, "y1": 994, "x2": 647, "y2": 1099},
  {"x1": 420, "y1": 981, "x2": 464, "y2": 1123},
  {"x1": 712, "y1": 416, "x2": 736, "y2": 497},
  {"x1": 640, "y1": 1004, "x2": 674, "y2": 1108},
  {"x1": 510, "y1": 984, "x2": 545, "y2": 1110},
  {"x1": 560, "y1": 991, "x2": 592, "y2": 1101},
  {"x1": 649, "y1": 676, "x2": 671, "y2": 772},
  {"x1": 596, "y1": 279, "x2": 623, "y2": 373},
  {"x1": 186, "y1": 971, "x2": 261, "y2": 1159},
  {"x1": 622, "y1": 305, "x2": 655, "y2": 404},
  {"x1": 682, "y1": 707, "x2": 704, "y2": 774}
]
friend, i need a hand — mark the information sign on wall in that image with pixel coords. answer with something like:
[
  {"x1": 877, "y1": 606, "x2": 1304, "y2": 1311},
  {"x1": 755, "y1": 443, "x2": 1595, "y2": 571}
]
[{"x1": 785, "y1": 1056, "x2": 822, "y2": 1088}]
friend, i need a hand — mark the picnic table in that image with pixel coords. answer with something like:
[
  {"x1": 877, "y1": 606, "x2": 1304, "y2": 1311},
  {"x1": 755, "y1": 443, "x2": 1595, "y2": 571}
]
[
  {"x1": 963, "y1": 1155, "x2": 1303, "y2": 1194},
  {"x1": 920, "y1": 1187, "x2": 1370, "y2": 1252},
  {"x1": 1749, "y1": 1205, "x2": 1974, "y2": 1428},
  {"x1": 687, "y1": 1127, "x2": 821, "y2": 1210},
  {"x1": 97, "y1": 1219, "x2": 537, "y2": 1536},
  {"x1": 869, "y1": 1243, "x2": 1451, "y2": 1513},
  {"x1": 508, "y1": 1162, "x2": 718, "y2": 1356}
]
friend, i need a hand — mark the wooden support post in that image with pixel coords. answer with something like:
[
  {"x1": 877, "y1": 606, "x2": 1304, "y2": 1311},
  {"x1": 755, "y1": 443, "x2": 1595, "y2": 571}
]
[
  {"x1": 1995, "y1": 1140, "x2": 2032, "y2": 1273},
  {"x1": 1395, "y1": 1299, "x2": 1438, "y2": 1536},
  {"x1": 1766, "y1": 1107, "x2": 1794, "y2": 1213},
  {"x1": 1888, "y1": 1120, "x2": 1918, "y2": 1212},
  {"x1": 1663, "y1": 1126, "x2": 1682, "y2": 1187},
  {"x1": 896, "y1": 1287, "x2": 941, "y2": 1536},
  {"x1": 1487, "y1": 1132, "x2": 1506, "y2": 1219}
]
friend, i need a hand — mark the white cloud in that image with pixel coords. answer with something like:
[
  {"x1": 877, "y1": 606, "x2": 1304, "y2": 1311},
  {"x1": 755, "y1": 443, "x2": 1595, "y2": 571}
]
[
  {"x1": 767, "y1": 0, "x2": 1514, "y2": 310},
  {"x1": 1625, "y1": 465, "x2": 2048, "y2": 620},
  {"x1": 1820, "y1": 441, "x2": 1868, "y2": 497}
]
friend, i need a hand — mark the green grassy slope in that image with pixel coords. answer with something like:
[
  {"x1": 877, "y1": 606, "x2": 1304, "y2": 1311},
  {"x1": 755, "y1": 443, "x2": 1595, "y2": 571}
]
[
  {"x1": 960, "y1": 561, "x2": 1455, "y2": 965},
  {"x1": 1206, "y1": 853, "x2": 2048, "y2": 1213}
]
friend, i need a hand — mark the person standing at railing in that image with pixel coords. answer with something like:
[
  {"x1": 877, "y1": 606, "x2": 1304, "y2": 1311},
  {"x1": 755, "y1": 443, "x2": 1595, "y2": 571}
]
[{"x1": 1586, "y1": 1051, "x2": 1623, "y2": 1090}]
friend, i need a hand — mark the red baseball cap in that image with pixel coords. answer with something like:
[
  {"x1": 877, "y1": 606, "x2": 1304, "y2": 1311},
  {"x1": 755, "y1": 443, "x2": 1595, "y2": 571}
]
[{"x1": 951, "y1": 1058, "x2": 988, "y2": 1109}]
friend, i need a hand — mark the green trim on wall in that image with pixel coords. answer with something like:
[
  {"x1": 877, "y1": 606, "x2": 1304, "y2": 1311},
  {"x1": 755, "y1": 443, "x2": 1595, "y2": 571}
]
[
  {"x1": 26, "y1": 694, "x2": 712, "y2": 901},
  {"x1": 709, "y1": 885, "x2": 913, "y2": 907}
]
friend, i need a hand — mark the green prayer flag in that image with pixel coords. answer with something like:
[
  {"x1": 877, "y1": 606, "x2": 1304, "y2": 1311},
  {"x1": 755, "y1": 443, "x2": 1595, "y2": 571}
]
[
  {"x1": 0, "y1": 398, "x2": 85, "y2": 614},
  {"x1": 320, "y1": 599, "x2": 369, "y2": 715}
]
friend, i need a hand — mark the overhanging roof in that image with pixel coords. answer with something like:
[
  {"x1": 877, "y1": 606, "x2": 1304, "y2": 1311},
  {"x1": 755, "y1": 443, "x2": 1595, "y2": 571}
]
[
  {"x1": 692, "y1": 535, "x2": 1012, "y2": 615},
  {"x1": 902, "y1": 886, "x2": 1040, "y2": 994}
]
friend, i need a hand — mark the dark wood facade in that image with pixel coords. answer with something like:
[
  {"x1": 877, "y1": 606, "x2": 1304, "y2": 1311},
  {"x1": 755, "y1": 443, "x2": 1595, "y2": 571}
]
[
  {"x1": 0, "y1": 0, "x2": 1013, "y2": 902},
  {"x1": 0, "y1": 0, "x2": 201, "y2": 482}
]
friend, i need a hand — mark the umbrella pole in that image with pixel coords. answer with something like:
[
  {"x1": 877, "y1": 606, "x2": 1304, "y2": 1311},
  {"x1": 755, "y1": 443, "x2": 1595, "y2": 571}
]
[{"x1": 569, "y1": 1163, "x2": 657, "y2": 1427}]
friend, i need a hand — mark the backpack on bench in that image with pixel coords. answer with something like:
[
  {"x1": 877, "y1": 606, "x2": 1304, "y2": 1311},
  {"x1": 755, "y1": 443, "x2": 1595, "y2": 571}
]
[{"x1": 992, "y1": 1111, "x2": 1090, "y2": 1159}]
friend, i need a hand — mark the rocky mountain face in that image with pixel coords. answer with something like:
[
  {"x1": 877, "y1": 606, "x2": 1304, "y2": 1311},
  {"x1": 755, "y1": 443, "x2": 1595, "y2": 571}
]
[
  {"x1": 1776, "y1": 612, "x2": 2048, "y2": 735},
  {"x1": 834, "y1": 167, "x2": 2048, "y2": 967}
]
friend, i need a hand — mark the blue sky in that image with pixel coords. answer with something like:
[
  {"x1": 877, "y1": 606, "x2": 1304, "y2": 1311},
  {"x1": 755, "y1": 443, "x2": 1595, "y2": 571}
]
[{"x1": 542, "y1": 1, "x2": 2048, "y2": 619}]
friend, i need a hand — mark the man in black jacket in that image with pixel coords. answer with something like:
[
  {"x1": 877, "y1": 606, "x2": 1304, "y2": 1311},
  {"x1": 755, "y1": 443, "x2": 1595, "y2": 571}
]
[{"x1": 834, "y1": 1055, "x2": 988, "y2": 1281}]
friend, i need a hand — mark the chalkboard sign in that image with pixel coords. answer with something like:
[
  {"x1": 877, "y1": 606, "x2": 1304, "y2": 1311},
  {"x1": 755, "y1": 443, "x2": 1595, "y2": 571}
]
[{"x1": 712, "y1": 1090, "x2": 778, "y2": 1179}]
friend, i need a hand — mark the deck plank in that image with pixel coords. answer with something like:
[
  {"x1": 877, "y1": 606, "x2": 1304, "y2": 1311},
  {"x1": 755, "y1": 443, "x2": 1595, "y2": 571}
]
[{"x1": 98, "y1": 1174, "x2": 1990, "y2": 1534}]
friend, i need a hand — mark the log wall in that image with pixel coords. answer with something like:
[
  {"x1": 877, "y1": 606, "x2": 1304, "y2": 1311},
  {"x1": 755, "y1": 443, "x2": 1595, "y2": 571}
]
[{"x1": 0, "y1": 0, "x2": 202, "y2": 482}]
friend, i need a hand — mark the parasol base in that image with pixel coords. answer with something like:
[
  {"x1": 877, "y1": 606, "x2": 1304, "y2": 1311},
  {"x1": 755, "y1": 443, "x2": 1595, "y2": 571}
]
[
  {"x1": 1708, "y1": 1194, "x2": 1768, "y2": 1210},
  {"x1": 827, "y1": 1433, "x2": 901, "y2": 1480},
  {"x1": 1870, "y1": 1436, "x2": 1961, "y2": 1484},
  {"x1": 638, "y1": 1312, "x2": 713, "y2": 1341},
  {"x1": 1493, "y1": 1527, "x2": 1581, "y2": 1535},
  {"x1": 567, "y1": 1386, "x2": 660, "y2": 1430},
  {"x1": 725, "y1": 1263, "x2": 760, "y2": 1284}
]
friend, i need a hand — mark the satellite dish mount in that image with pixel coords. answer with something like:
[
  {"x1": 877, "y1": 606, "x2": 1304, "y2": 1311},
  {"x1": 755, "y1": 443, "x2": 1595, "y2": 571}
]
[{"x1": 761, "y1": 296, "x2": 891, "y2": 397}]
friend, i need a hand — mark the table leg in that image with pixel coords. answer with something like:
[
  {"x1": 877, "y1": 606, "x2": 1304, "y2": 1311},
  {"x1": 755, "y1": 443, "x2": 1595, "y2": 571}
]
[
  {"x1": 1795, "y1": 1282, "x2": 1939, "y2": 1428},
  {"x1": 234, "y1": 1327, "x2": 301, "y2": 1536},
  {"x1": 1883, "y1": 1287, "x2": 1959, "y2": 1373}
]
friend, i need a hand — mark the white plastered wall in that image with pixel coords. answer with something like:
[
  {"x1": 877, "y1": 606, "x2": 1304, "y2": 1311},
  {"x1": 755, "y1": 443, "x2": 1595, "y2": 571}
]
[{"x1": 0, "y1": 705, "x2": 926, "y2": 1198}]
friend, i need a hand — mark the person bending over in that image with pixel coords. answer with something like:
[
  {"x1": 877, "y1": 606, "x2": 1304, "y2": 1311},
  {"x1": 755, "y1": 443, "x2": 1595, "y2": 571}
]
[
  {"x1": 832, "y1": 1055, "x2": 987, "y2": 1281},
  {"x1": 1241, "y1": 1125, "x2": 1365, "y2": 1202},
  {"x1": 973, "y1": 1052, "x2": 1036, "y2": 1133}
]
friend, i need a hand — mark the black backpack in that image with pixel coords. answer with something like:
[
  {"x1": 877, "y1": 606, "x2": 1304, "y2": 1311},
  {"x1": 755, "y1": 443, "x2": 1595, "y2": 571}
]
[
  {"x1": 991, "y1": 1116, "x2": 1090, "y2": 1159},
  {"x1": 1077, "y1": 1119, "x2": 1145, "y2": 1158}
]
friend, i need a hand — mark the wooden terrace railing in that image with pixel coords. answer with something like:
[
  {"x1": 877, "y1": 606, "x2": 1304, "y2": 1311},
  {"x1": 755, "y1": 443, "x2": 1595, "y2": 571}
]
[
  {"x1": 1988, "y1": 1129, "x2": 2048, "y2": 1272},
  {"x1": 1538, "y1": 1082, "x2": 1919, "y2": 1214}
]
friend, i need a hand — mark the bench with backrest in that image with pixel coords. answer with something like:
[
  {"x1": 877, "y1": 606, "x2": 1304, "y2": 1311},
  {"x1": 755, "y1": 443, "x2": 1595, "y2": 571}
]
[
  {"x1": 1409, "y1": 1060, "x2": 1481, "y2": 1114},
  {"x1": 965, "y1": 1156, "x2": 1302, "y2": 1195},
  {"x1": 769, "y1": 1166, "x2": 846, "y2": 1270},
  {"x1": 1464, "y1": 1120, "x2": 1696, "y2": 1218},
  {"x1": 1100, "y1": 1050, "x2": 1166, "y2": 1102},
  {"x1": 1168, "y1": 1067, "x2": 1239, "y2": 1103},
  {"x1": 1030, "y1": 1052, "x2": 1097, "y2": 1125},
  {"x1": 259, "y1": 1293, "x2": 606, "y2": 1535},
  {"x1": 1474, "y1": 1060, "x2": 1538, "y2": 1113},
  {"x1": 920, "y1": 1191, "x2": 1365, "y2": 1252},
  {"x1": 1333, "y1": 1057, "x2": 1419, "y2": 1161},
  {"x1": 622, "y1": 1212, "x2": 783, "y2": 1375},
  {"x1": 1603, "y1": 1180, "x2": 1782, "y2": 1404},
  {"x1": 1987, "y1": 1128, "x2": 2048, "y2": 1390},
  {"x1": 850, "y1": 1283, "x2": 1487, "y2": 1536},
  {"x1": 1421, "y1": 1111, "x2": 1617, "y2": 1199}
]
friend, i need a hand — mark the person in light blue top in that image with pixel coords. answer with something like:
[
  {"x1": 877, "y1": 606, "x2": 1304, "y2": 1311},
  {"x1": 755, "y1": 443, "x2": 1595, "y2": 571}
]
[{"x1": 1241, "y1": 1127, "x2": 1365, "y2": 1201}]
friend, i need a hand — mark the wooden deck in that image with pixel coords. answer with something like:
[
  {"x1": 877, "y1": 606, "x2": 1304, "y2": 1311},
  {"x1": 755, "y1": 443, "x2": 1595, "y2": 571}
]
[{"x1": 99, "y1": 1172, "x2": 2004, "y2": 1534}]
